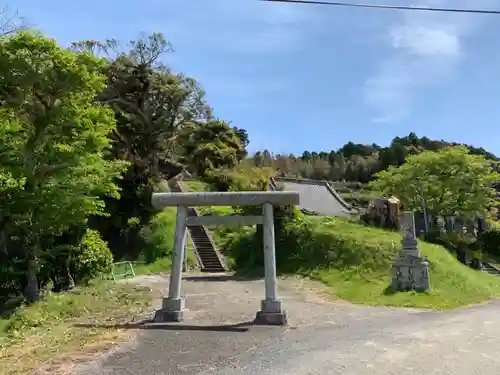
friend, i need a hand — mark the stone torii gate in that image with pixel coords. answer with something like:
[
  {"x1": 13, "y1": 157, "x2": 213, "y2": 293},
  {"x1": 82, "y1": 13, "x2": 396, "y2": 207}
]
[{"x1": 150, "y1": 190, "x2": 300, "y2": 326}]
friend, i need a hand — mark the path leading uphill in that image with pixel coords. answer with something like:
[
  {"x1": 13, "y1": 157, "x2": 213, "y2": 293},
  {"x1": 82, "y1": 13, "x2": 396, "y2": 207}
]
[{"x1": 72, "y1": 274, "x2": 500, "y2": 375}]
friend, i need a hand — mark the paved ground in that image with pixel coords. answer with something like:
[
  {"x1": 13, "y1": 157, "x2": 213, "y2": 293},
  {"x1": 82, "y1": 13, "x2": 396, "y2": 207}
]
[{"x1": 74, "y1": 274, "x2": 500, "y2": 375}]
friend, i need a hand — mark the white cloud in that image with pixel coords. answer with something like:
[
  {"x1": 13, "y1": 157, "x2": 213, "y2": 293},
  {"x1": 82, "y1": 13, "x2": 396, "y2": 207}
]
[{"x1": 362, "y1": 0, "x2": 495, "y2": 122}]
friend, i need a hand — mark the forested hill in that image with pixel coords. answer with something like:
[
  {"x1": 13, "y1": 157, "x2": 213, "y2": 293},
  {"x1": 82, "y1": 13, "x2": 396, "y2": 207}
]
[{"x1": 248, "y1": 132, "x2": 498, "y2": 184}]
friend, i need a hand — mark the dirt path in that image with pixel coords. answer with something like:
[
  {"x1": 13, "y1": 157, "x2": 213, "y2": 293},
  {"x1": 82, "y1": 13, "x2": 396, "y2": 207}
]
[{"x1": 71, "y1": 273, "x2": 427, "y2": 375}]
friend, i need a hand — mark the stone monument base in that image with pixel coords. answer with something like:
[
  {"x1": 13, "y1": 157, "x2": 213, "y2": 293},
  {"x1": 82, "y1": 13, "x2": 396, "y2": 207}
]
[
  {"x1": 153, "y1": 297, "x2": 185, "y2": 322},
  {"x1": 254, "y1": 299, "x2": 288, "y2": 326},
  {"x1": 391, "y1": 256, "x2": 430, "y2": 292},
  {"x1": 391, "y1": 211, "x2": 431, "y2": 292}
]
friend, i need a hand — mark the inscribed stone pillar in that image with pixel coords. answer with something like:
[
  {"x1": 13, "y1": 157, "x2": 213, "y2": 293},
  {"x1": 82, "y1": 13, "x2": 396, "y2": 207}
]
[{"x1": 391, "y1": 211, "x2": 431, "y2": 292}]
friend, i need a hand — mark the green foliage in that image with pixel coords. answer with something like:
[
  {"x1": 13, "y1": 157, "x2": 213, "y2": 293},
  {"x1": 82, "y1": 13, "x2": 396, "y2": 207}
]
[
  {"x1": 215, "y1": 213, "x2": 500, "y2": 309},
  {"x1": 37, "y1": 228, "x2": 113, "y2": 289},
  {"x1": 71, "y1": 229, "x2": 113, "y2": 284},
  {"x1": 247, "y1": 132, "x2": 499, "y2": 185},
  {"x1": 370, "y1": 146, "x2": 500, "y2": 220},
  {"x1": 139, "y1": 208, "x2": 176, "y2": 263},
  {"x1": 179, "y1": 120, "x2": 244, "y2": 177},
  {"x1": 203, "y1": 165, "x2": 274, "y2": 192},
  {"x1": 222, "y1": 213, "x2": 395, "y2": 272},
  {"x1": 213, "y1": 226, "x2": 256, "y2": 269},
  {"x1": 426, "y1": 229, "x2": 477, "y2": 252},
  {"x1": 0, "y1": 31, "x2": 126, "y2": 301},
  {"x1": 88, "y1": 32, "x2": 216, "y2": 259}
]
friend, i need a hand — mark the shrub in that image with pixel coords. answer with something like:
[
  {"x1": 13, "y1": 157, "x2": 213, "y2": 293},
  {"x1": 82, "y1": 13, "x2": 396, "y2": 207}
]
[
  {"x1": 426, "y1": 230, "x2": 477, "y2": 252},
  {"x1": 213, "y1": 226, "x2": 256, "y2": 269},
  {"x1": 139, "y1": 208, "x2": 176, "y2": 263},
  {"x1": 71, "y1": 229, "x2": 113, "y2": 285},
  {"x1": 0, "y1": 255, "x2": 24, "y2": 306},
  {"x1": 203, "y1": 166, "x2": 274, "y2": 192},
  {"x1": 215, "y1": 213, "x2": 398, "y2": 274}
]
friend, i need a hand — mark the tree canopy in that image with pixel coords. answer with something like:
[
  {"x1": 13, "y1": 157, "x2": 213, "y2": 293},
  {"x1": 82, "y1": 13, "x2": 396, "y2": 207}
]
[
  {"x1": 369, "y1": 146, "x2": 500, "y2": 221},
  {"x1": 0, "y1": 31, "x2": 127, "y2": 301},
  {"x1": 0, "y1": 30, "x2": 247, "y2": 303},
  {"x1": 248, "y1": 132, "x2": 498, "y2": 183}
]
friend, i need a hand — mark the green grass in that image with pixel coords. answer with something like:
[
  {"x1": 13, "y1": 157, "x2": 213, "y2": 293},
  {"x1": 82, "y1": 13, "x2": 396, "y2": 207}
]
[
  {"x1": 138, "y1": 207, "x2": 197, "y2": 273},
  {"x1": 0, "y1": 281, "x2": 155, "y2": 375},
  {"x1": 214, "y1": 212, "x2": 500, "y2": 310},
  {"x1": 134, "y1": 257, "x2": 174, "y2": 275},
  {"x1": 183, "y1": 179, "x2": 206, "y2": 192},
  {"x1": 306, "y1": 217, "x2": 500, "y2": 309},
  {"x1": 172, "y1": 178, "x2": 500, "y2": 310}
]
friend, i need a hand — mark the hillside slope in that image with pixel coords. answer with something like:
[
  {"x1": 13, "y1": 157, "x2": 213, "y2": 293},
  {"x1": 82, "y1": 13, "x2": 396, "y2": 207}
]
[{"x1": 215, "y1": 214, "x2": 500, "y2": 309}]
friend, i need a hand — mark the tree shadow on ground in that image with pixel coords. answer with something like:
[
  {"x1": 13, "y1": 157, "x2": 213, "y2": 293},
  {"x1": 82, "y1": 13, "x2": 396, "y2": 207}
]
[
  {"x1": 183, "y1": 269, "x2": 264, "y2": 283},
  {"x1": 73, "y1": 320, "x2": 254, "y2": 332},
  {"x1": 382, "y1": 285, "x2": 428, "y2": 296},
  {"x1": 383, "y1": 285, "x2": 397, "y2": 296}
]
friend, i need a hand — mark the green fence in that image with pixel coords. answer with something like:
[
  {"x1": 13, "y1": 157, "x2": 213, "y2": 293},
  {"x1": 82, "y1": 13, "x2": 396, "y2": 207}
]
[{"x1": 106, "y1": 261, "x2": 136, "y2": 281}]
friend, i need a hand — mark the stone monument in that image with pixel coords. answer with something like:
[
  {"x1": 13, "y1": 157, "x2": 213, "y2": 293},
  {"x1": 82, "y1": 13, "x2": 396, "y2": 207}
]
[{"x1": 390, "y1": 211, "x2": 431, "y2": 292}]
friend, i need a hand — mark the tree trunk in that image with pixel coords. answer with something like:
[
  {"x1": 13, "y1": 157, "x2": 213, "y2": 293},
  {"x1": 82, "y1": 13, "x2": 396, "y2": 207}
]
[{"x1": 23, "y1": 251, "x2": 40, "y2": 303}]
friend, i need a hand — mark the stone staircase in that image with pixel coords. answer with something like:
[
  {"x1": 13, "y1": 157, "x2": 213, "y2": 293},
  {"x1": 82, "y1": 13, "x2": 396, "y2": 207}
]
[
  {"x1": 167, "y1": 180, "x2": 226, "y2": 273},
  {"x1": 482, "y1": 262, "x2": 500, "y2": 276}
]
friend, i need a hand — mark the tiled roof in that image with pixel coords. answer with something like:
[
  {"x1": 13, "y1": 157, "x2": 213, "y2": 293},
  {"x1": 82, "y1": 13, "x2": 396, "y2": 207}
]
[{"x1": 270, "y1": 178, "x2": 357, "y2": 217}]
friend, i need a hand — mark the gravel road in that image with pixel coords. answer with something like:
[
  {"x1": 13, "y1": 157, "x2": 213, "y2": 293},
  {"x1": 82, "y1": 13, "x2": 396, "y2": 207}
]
[{"x1": 73, "y1": 274, "x2": 500, "y2": 375}]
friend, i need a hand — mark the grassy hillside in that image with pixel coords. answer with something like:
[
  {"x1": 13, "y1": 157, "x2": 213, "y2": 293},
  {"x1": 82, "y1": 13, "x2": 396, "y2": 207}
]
[
  {"x1": 0, "y1": 281, "x2": 154, "y2": 375},
  {"x1": 136, "y1": 207, "x2": 197, "y2": 273},
  {"x1": 178, "y1": 178, "x2": 500, "y2": 309},
  {"x1": 214, "y1": 213, "x2": 500, "y2": 309},
  {"x1": 306, "y1": 216, "x2": 500, "y2": 309}
]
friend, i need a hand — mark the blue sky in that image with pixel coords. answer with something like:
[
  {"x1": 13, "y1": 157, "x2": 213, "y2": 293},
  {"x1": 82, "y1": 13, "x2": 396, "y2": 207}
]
[{"x1": 4, "y1": 0, "x2": 500, "y2": 155}]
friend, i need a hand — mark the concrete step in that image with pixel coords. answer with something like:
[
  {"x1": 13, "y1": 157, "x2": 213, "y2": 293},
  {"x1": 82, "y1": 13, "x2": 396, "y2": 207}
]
[
  {"x1": 202, "y1": 268, "x2": 226, "y2": 272},
  {"x1": 482, "y1": 264, "x2": 500, "y2": 275}
]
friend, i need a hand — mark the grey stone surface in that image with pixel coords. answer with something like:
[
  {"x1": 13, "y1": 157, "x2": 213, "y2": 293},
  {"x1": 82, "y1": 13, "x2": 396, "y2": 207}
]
[
  {"x1": 152, "y1": 308, "x2": 184, "y2": 323},
  {"x1": 260, "y1": 299, "x2": 283, "y2": 313},
  {"x1": 272, "y1": 178, "x2": 353, "y2": 217},
  {"x1": 391, "y1": 211, "x2": 430, "y2": 292},
  {"x1": 73, "y1": 274, "x2": 500, "y2": 375},
  {"x1": 152, "y1": 191, "x2": 300, "y2": 208},
  {"x1": 254, "y1": 310, "x2": 288, "y2": 326},
  {"x1": 255, "y1": 299, "x2": 287, "y2": 326},
  {"x1": 153, "y1": 297, "x2": 185, "y2": 322}
]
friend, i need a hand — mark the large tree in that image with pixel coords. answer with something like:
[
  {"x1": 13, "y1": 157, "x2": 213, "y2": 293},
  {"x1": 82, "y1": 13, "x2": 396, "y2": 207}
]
[
  {"x1": 369, "y1": 146, "x2": 500, "y2": 223},
  {"x1": 0, "y1": 31, "x2": 126, "y2": 301},
  {"x1": 179, "y1": 120, "x2": 244, "y2": 178},
  {"x1": 72, "y1": 34, "x2": 212, "y2": 257},
  {"x1": 71, "y1": 33, "x2": 249, "y2": 258}
]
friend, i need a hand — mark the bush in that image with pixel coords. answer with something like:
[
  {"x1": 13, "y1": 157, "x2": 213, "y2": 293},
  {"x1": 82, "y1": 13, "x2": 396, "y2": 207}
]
[
  {"x1": 213, "y1": 226, "x2": 256, "y2": 269},
  {"x1": 139, "y1": 208, "x2": 176, "y2": 263},
  {"x1": 71, "y1": 229, "x2": 113, "y2": 285},
  {"x1": 0, "y1": 255, "x2": 24, "y2": 306},
  {"x1": 210, "y1": 205, "x2": 299, "y2": 270},
  {"x1": 203, "y1": 166, "x2": 274, "y2": 192},
  {"x1": 214, "y1": 211, "x2": 400, "y2": 275},
  {"x1": 426, "y1": 229, "x2": 477, "y2": 252},
  {"x1": 37, "y1": 229, "x2": 113, "y2": 290}
]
